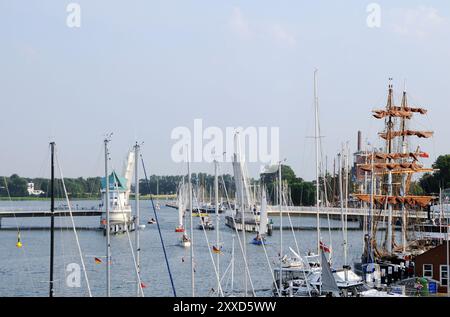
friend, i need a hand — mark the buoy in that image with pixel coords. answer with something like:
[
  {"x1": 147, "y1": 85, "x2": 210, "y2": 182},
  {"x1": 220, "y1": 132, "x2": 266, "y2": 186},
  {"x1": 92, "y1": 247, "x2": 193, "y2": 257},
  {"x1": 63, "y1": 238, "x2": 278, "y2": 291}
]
[{"x1": 16, "y1": 232, "x2": 22, "y2": 248}]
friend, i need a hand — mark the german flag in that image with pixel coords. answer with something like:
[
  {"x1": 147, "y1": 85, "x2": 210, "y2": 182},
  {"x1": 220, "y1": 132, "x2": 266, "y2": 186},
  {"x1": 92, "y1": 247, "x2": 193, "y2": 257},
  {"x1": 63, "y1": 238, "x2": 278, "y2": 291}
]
[
  {"x1": 212, "y1": 246, "x2": 221, "y2": 254},
  {"x1": 94, "y1": 257, "x2": 102, "y2": 264}
]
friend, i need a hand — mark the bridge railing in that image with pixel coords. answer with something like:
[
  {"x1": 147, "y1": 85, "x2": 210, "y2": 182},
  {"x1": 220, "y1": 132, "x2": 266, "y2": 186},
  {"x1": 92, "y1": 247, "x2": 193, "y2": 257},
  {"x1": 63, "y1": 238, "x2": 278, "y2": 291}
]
[{"x1": 266, "y1": 205, "x2": 449, "y2": 219}]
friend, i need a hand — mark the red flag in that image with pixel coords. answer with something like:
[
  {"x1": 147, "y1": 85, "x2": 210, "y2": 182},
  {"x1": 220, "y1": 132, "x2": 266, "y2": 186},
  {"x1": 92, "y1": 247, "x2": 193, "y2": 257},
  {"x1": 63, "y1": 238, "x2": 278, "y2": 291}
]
[
  {"x1": 140, "y1": 282, "x2": 147, "y2": 289},
  {"x1": 419, "y1": 152, "x2": 429, "y2": 158},
  {"x1": 320, "y1": 241, "x2": 331, "y2": 253},
  {"x1": 94, "y1": 257, "x2": 102, "y2": 264}
]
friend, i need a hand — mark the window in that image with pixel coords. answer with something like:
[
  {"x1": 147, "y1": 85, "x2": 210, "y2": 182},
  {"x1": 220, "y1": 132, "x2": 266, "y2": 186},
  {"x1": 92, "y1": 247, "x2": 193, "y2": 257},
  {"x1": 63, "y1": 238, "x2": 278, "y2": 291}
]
[
  {"x1": 440, "y1": 265, "x2": 448, "y2": 286},
  {"x1": 423, "y1": 264, "x2": 433, "y2": 278}
]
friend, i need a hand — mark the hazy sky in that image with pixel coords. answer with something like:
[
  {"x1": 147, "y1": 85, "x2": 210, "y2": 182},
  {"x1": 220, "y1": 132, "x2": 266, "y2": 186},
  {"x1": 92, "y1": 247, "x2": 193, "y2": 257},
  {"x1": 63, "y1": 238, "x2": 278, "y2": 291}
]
[{"x1": 1, "y1": 1, "x2": 449, "y2": 181}]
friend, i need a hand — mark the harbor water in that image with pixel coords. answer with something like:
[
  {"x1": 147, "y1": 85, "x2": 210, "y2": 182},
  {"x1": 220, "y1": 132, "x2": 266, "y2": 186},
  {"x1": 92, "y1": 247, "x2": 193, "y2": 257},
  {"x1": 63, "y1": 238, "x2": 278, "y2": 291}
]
[{"x1": 0, "y1": 200, "x2": 369, "y2": 297}]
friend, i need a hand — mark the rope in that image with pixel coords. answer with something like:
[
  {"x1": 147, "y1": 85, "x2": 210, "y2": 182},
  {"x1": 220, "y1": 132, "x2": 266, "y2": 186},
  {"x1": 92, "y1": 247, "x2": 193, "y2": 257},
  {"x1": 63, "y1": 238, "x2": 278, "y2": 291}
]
[
  {"x1": 56, "y1": 153, "x2": 92, "y2": 297},
  {"x1": 107, "y1": 160, "x2": 145, "y2": 297},
  {"x1": 219, "y1": 174, "x2": 256, "y2": 296},
  {"x1": 2, "y1": 177, "x2": 38, "y2": 293},
  {"x1": 140, "y1": 154, "x2": 177, "y2": 297},
  {"x1": 191, "y1": 189, "x2": 224, "y2": 296}
]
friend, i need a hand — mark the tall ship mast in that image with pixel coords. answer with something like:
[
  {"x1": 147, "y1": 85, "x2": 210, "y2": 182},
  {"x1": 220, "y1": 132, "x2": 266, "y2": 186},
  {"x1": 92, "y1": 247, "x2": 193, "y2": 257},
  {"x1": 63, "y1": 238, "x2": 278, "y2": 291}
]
[{"x1": 355, "y1": 80, "x2": 436, "y2": 265}]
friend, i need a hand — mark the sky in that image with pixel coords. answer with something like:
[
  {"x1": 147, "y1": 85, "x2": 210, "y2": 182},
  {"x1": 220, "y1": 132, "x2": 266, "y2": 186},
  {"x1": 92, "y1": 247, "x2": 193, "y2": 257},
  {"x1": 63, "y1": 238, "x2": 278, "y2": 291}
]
[{"x1": 0, "y1": 1, "x2": 449, "y2": 181}]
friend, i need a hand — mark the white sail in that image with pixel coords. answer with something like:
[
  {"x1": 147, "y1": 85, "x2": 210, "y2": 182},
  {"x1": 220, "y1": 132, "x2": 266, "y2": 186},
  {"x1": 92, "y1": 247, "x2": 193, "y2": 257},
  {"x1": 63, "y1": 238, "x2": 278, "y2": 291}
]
[
  {"x1": 123, "y1": 150, "x2": 135, "y2": 201},
  {"x1": 320, "y1": 251, "x2": 340, "y2": 296},
  {"x1": 178, "y1": 183, "x2": 184, "y2": 228},
  {"x1": 232, "y1": 133, "x2": 253, "y2": 212},
  {"x1": 259, "y1": 189, "x2": 268, "y2": 235}
]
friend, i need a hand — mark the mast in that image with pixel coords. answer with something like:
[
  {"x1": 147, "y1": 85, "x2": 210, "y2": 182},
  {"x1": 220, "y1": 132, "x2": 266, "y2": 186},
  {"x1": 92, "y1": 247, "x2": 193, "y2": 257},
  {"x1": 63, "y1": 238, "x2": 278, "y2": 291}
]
[
  {"x1": 134, "y1": 142, "x2": 141, "y2": 296},
  {"x1": 49, "y1": 141, "x2": 55, "y2": 297},
  {"x1": 188, "y1": 151, "x2": 195, "y2": 297},
  {"x1": 278, "y1": 160, "x2": 283, "y2": 296},
  {"x1": 214, "y1": 159, "x2": 220, "y2": 296},
  {"x1": 104, "y1": 137, "x2": 111, "y2": 297},
  {"x1": 386, "y1": 80, "x2": 394, "y2": 254},
  {"x1": 314, "y1": 69, "x2": 321, "y2": 255},
  {"x1": 400, "y1": 88, "x2": 408, "y2": 253},
  {"x1": 338, "y1": 151, "x2": 348, "y2": 282}
]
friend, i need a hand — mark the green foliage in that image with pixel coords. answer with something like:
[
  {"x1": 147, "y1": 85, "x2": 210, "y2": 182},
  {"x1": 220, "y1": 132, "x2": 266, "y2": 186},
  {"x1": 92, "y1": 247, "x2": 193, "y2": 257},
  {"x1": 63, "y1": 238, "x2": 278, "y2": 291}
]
[
  {"x1": 261, "y1": 164, "x2": 315, "y2": 206},
  {"x1": 419, "y1": 154, "x2": 450, "y2": 194}
]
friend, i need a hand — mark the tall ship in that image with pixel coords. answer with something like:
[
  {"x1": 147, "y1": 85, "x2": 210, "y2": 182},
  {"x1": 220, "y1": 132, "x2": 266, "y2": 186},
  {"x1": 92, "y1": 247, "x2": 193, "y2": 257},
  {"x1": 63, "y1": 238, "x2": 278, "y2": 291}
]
[{"x1": 353, "y1": 80, "x2": 437, "y2": 284}]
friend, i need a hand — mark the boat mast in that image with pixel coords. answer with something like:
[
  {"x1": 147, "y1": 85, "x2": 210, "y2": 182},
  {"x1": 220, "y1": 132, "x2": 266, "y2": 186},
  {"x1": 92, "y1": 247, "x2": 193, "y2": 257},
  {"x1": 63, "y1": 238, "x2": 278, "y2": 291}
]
[
  {"x1": 278, "y1": 160, "x2": 283, "y2": 296},
  {"x1": 104, "y1": 137, "x2": 111, "y2": 297},
  {"x1": 134, "y1": 142, "x2": 141, "y2": 296},
  {"x1": 386, "y1": 80, "x2": 394, "y2": 254},
  {"x1": 49, "y1": 141, "x2": 55, "y2": 297},
  {"x1": 400, "y1": 86, "x2": 408, "y2": 254},
  {"x1": 338, "y1": 150, "x2": 348, "y2": 282},
  {"x1": 187, "y1": 149, "x2": 195, "y2": 297},
  {"x1": 214, "y1": 159, "x2": 220, "y2": 296},
  {"x1": 314, "y1": 69, "x2": 321, "y2": 255}
]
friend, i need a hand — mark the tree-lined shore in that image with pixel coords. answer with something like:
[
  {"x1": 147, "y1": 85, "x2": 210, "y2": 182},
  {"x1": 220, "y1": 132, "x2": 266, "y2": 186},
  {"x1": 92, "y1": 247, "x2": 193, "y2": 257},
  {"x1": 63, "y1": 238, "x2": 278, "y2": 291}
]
[{"x1": 1, "y1": 155, "x2": 449, "y2": 206}]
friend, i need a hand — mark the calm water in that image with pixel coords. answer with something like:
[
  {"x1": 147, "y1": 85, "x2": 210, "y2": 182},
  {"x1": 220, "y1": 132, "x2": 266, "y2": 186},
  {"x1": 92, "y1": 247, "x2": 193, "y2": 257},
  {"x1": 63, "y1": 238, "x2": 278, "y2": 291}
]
[{"x1": 0, "y1": 200, "x2": 368, "y2": 297}]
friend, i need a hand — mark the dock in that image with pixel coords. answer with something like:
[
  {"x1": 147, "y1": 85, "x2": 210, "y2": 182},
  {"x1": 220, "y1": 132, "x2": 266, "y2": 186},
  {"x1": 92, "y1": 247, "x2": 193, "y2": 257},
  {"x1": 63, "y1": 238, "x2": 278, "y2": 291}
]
[{"x1": 0, "y1": 210, "x2": 101, "y2": 230}]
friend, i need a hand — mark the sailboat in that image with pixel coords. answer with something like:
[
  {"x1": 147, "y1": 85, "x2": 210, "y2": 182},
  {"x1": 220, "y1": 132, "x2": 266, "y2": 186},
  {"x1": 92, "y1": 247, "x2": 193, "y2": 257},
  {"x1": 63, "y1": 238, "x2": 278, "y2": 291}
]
[
  {"x1": 251, "y1": 188, "x2": 268, "y2": 245},
  {"x1": 175, "y1": 181, "x2": 186, "y2": 233},
  {"x1": 224, "y1": 132, "x2": 260, "y2": 232},
  {"x1": 177, "y1": 181, "x2": 192, "y2": 247},
  {"x1": 353, "y1": 80, "x2": 436, "y2": 286}
]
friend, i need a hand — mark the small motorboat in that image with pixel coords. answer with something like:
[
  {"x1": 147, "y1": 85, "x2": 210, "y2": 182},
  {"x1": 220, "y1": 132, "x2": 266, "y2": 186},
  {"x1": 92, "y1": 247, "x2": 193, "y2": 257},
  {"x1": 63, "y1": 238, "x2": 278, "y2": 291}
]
[
  {"x1": 180, "y1": 234, "x2": 191, "y2": 247},
  {"x1": 251, "y1": 234, "x2": 266, "y2": 245},
  {"x1": 198, "y1": 216, "x2": 215, "y2": 230},
  {"x1": 198, "y1": 222, "x2": 215, "y2": 230}
]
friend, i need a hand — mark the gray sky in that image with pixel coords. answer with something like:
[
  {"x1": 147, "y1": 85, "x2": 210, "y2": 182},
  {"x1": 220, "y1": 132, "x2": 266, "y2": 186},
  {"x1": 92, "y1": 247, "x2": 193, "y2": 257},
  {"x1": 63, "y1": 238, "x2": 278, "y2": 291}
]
[{"x1": 1, "y1": 1, "x2": 449, "y2": 180}]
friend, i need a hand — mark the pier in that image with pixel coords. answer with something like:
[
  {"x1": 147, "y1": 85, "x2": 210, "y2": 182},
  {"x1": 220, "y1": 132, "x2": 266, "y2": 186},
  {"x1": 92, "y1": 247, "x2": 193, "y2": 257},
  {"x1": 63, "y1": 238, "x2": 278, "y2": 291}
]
[{"x1": 0, "y1": 210, "x2": 101, "y2": 230}]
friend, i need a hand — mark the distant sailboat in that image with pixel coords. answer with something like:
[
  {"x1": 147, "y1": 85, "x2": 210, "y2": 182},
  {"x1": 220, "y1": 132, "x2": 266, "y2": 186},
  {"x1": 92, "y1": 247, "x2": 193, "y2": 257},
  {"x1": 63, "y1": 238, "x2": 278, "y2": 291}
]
[
  {"x1": 175, "y1": 181, "x2": 186, "y2": 233},
  {"x1": 251, "y1": 188, "x2": 268, "y2": 245}
]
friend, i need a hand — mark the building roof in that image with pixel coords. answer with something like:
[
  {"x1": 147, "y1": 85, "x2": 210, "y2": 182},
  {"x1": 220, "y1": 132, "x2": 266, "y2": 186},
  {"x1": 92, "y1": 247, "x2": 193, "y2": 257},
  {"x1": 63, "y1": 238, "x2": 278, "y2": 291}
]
[{"x1": 101, "y1": 171, "x2": 127, "y2": 191}]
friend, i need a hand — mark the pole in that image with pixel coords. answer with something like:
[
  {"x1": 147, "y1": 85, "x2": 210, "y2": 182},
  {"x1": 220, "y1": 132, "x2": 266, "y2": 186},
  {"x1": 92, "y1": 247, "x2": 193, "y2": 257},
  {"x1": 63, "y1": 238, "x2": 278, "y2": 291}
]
[
  {"x1": 214, "y1": 159, "x2": 220, "y2": 296},
  {"x1": 314, "y1": 69, "x2": 321, "y2": 256},
  {"x1": 188, "y1": 151, "x2": 195, "y2": 297},
  {"x1": 134, "y1": 143, "x2": 141, "y2": 296},
  {"x1": 338, "y1": 151, "x2": 347, "y2": 282},
  {"x1": 278, "y1": 161, "x2": 283, "y2": 296},
  {"x1": 49, "y1": 142, "x2": 55, "y2": 297},
  {"x1": 105, "y1": 138, "x2": 111, "y2": 297}
]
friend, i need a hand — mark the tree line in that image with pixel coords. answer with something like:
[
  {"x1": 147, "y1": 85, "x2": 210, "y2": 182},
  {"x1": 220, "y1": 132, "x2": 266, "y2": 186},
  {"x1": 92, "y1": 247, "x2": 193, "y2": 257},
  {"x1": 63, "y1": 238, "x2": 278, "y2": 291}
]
[{"x1": 1, "y1": 154, "x2": 449, "y2": 204}]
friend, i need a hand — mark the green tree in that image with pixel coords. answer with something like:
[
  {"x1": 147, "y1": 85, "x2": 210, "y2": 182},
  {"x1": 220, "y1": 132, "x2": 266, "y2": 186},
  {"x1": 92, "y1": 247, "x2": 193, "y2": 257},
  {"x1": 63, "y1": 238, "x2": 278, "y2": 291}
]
[{"x1": 419, "y1": 154, "x2": 450, "y2": 194}]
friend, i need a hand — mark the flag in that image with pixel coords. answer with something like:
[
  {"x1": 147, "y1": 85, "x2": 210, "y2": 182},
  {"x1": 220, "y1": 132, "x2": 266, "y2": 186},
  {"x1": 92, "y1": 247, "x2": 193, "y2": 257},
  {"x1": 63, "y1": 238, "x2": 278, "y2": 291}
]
[
  {"x1": 212, "y1": 246, "x2": 222, "y2": 254},
  {"x1": 320, "y1": 241, "x2": 331, "y2": 253},
  {"x1": 419, "y1": 152, "x2": 429, "y2": 158},
  {"x1": 94, "y1": 257, "x2": 102, "y2": 264},
  {"x1": 140, "y1": 282, "x2": 147, "y2": 289}
]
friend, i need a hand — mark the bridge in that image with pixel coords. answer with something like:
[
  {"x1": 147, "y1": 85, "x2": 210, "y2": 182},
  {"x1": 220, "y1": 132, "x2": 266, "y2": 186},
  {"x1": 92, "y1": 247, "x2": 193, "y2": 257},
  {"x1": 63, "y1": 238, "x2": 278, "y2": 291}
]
[
  {"x1": 0, "y1": 210, "x2": 102, "y2": 229},
  {"x1": 266, "y1": 206, "x2": 450, "y2": 220}
]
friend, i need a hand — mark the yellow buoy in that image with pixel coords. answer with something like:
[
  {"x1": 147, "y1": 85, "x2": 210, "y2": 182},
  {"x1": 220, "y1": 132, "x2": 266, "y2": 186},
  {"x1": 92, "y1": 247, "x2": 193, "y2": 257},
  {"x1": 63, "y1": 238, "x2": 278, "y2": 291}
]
[{"x1": 16, "y1": 232, "x2": 22, "y2": 248}]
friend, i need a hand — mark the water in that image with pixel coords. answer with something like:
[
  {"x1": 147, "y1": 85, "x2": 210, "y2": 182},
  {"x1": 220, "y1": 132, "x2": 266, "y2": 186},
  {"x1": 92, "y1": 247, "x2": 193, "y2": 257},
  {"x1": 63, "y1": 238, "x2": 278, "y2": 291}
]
[{"x1": 0, "y1": 200, "x2": 367, "y2": 297}]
